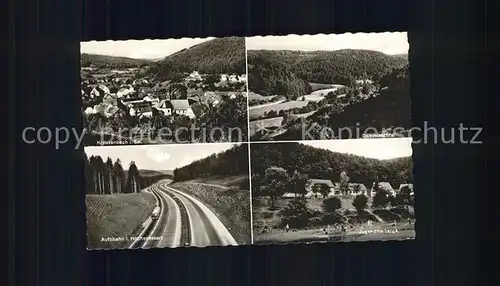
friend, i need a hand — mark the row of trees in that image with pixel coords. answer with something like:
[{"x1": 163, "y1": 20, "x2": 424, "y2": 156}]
[
  {"x1": 84, "y1": 153, "x2": 168, "y2": 195},
  {"x1": 250, "y1": 143, "x2": 413, "y2": 192},
  {"x1": 173, "y1": 144, "x2": 249, "y2": 183},
  {"x1": 279, "y1": 186, "x2": 414, "y2": 229}
]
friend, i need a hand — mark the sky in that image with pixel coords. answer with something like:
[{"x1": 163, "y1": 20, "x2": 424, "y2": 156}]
[
  {"x1": 80, "y1": 37, "x2": 215, "y2": 59},
  {"x1": 84, "y1": 143, "x2": 240, "y2": 170},
  {"x1": 301, "y1": 137, "x2": 413, "y2": 160},
  {"x1": 246, "y1": 32, "x2": 408, "y2": 55}
]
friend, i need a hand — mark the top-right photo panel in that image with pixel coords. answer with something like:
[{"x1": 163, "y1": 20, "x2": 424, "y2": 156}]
[{"x1": 247, "y1": 32, "x2": 410, "y2": 142}]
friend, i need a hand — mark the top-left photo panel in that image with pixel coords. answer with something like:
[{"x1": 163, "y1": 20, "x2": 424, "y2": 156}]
[{"x1": 80, "y1": 37, "x2": 248, "y2": 146}]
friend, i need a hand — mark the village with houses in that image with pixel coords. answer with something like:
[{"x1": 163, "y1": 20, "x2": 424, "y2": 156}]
[
  {"x1": 81, "y1": 67, "x2": 248, "y2": 145},
  {"x1": 80, "y1": 36, "x2": 248, "y2": 145}
]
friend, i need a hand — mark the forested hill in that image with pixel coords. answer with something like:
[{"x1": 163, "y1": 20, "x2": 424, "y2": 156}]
[
  {"x1": 247, "y1": 49, "x2": 408, "y2": 97},
  {"x1": 80, "y1": 53, "x2": 153, "y2": 68},
  {"x1": 147, "y1": 37, "x2": 246, "y2": 81},
  {"x1": 247, "y1": 51, "x2": 312, "y2": 97},
  {"x1": 173, "y1": 144, "x2": 249, "y2": 182},
  {"x1": 250, "y1": 142, "x2": 413, "y2": 190}
]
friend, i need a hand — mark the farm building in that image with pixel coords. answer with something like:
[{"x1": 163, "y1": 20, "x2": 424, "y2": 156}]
[
  {"x1": 347, "y1": 183, "x2": 369, "y2": 196},
  {"x1": 372, "y1": 182, "x2": 397, "y2": 196}
]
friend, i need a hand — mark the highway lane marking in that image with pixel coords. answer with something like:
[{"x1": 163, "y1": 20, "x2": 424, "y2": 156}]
[
  {"x1": 141, "y1": 185, "x2": 164, "y2": 248},
  {"x1": 157, "y1": 190, "x2": 182, "y2": 248},
  {"x1": 159, "y1": 184, "x2": 196, "y2": 247},
  {"x1": 164, "y1": 185, "x2": 238, "y2": 246},
  {"x1": 173, "y1": 190, "x2": 211, "y2": 247}
]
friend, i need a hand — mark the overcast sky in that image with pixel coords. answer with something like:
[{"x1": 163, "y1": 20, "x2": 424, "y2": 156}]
[
  {"x1": 85, "y1": 143, "x2": 240, "y2": 170},
  {"x1": 80, "y1": 37, "x2": 215, "y2": 59},
  {"x1": 301, "y1": 137, "x2": 413, "y2": 160},
  {"x1": 246, "y1": 32, "x2": 408, "y2": 55}
]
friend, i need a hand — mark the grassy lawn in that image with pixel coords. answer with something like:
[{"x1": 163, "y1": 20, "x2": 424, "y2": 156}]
[
  {"x1": 170, "y1": 178, "x2": 251, "y2": 244},
  {"x1": 256, "y1": 223, "x2": 415, "y2": 244},
  {"x1": 86, "y1": 192, "x2": 156, "y2": 249},
  {"x1": 252, "y1": 196, "x2": 415, "y2": 243},
  {"x1": 249, "y1": 100, "x2": 310, "y2": 119},
  {"x1": 183, "y1": 175, "x2": 249, "y2": 189},
  {"x1": 248, "y1": 91, "x2": 274, "y2": 102},
  {"x1": 309, "y1": 82, "x2": 345, "y2": 91}
]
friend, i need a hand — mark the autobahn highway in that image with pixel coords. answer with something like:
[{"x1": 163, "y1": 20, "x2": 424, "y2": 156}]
[{"x1": 129, "y1": 180, "x2": 237, "y2": 248}]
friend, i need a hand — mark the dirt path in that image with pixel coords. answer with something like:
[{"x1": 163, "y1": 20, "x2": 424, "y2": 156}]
[{"x1": 366, "y1": 209, "x2": 385, "y2": 223}]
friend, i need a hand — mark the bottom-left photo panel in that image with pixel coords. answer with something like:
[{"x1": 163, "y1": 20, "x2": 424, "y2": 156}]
[{"x1": 84, "y1": 143, "x2": 251, "y2": 250}]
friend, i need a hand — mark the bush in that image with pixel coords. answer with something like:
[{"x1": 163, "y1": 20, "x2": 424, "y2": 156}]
[
  {"x1": 390, "y1": 206, "x2": 414, "y2": 219},
  {"x1": 352, "y1": 194, "x2": 368, "y2": 211},
  {"x1": 322, "y1": 212, "x2": 344, "y2": 224},
  {"x1": 261, "y1": 211, "x2": 274, "y2": 219},
  {"x1": 322, "y1": 197, "x2": 342, "y2": 213},
  {"x1": 280, "y1": 197, "x2": 311, "y2": 228},
  {"x1": 309, "y1": 216, "x2": 324, "y2": 226},
  {"x1": 372, "y1": 189, "x2": 390, "y2": 208},
  {"x1": 372, "y1": 209, "x2": 401, "y2": 222}
]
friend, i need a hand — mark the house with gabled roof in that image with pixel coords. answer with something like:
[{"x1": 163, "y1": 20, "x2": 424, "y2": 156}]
[
  {"x1": 116, "y1": 87, "x2": 133, "y2": 98},
  {"x1": 371, "y1": 182, "x2": 396, "y2": 196},
  {"x1": 155, "y1": 100, "x2": 174, "y2": 115},
  {"x1": 348, "y1": 183, "x2": 368, "y2": 195},
  {"x1": 171, "y1": 99, "x2": 190, "y2": 114},
  {"x1": 304, "y1": 179, "x2": 339, "y2": 198}
]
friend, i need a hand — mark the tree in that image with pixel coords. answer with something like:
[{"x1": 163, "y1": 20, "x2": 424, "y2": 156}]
[
  {"x1": 261, "y1": 166, "x2": 290, "y2": 209},
  {"x1": 352, "y1": 184, "x2": 362, "y2": 195},
  {"x1": 167, "y1": 83, "x2": 188, "y2": 99},
  {"x1": 128, "y1": 161, "x2": 141, "y2": 193},
  {"x1": 290, "y1": 171, "x2": 308, "y2": 197},
  {"x1": 372, "y1": 189, "x2": 390, "y2": 209},
  {"x1": 84, "y1": 153, "x2": 95, "y2": 194},
  {"x1": 339, "y1": 171, "x2": 350, "y2": 195},
  {"x1": 105, "y1": 157, "x2": 114, "y2": 194},
  {"x1": 316, "y1": 183, "x2": 331, "y2": 198},
  {"x1": 112, "y1": 159, "x2": 125, "y2": 194},
  {"x1": 393, "y1": 185, "x2": 412, "y2": 206},
  {"x1": 322, "y1": 197, "x2": 342, "y2": 213},
  {"x1": 352, "y1": 194, "x2": 368, "y2": 212},
  {"x1": 280, "y1": 197, "x2": 310, "y2": 228}
]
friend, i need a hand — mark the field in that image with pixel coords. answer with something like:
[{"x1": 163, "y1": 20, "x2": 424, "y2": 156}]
[
  {"x1": 182, "y1": 175, "x2": 249, "y2": 188},
  {"x1": 297, "y1": 87, "x2": 344, "y2": 101},
  {"x1": 309, "y1": 82, "x2": 344, "y2": 92},
  {"x1": 170, "y1": 176, "x2": 251, "y2": 244},
  {"x1": 248, "y1": 91, "x2": 274, "y2": 101},
  {"x1": 255, "y1": 222, "x2": 415, "y2": 244},
  {"x1": 249, "y1": 117, "x2": 284, "y2": 136},
  {"x1": 86, "y1": 192, "x2": 156, "y2": 249},
  {"x1": 295, "y1": 111, "x2": 316, "y2": 118},
  {"x1": 249, "y1": 100, "x2": 310, "y2": 119},
  {"x1": 252, "y1": 195, "x2": 415, "y2": 243}
]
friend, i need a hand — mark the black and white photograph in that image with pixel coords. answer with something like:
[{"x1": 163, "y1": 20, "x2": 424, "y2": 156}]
[
  {"x1": 247, "y1": 32, "x2": 410, "y2": 141},
  {"x1": 84, "y1": 143, "x2": 251, "y2": 250},
  {"x1": 80, "y1": 37, "x2": 248, "y2": 146},
  {"x1": 250, "y1": 138, "x2": 415, "y2": 244}
]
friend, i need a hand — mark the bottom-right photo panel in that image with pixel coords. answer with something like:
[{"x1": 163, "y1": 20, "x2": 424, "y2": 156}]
[{"x1": 250, "y1": 138, "x2": 415, "y2": 244}]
